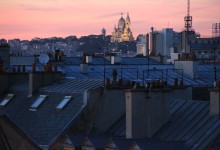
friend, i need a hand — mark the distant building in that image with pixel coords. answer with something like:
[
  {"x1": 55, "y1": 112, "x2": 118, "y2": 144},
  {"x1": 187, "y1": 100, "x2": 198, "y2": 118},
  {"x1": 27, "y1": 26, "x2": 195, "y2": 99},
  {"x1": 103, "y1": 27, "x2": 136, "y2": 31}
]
[
  {"x1": 190, "y1": 37, "x2": 220, "y2": 61},
  {"x1": 136, "y1": 34, "x2": 148, "y2": 56},
  {"x1": 0, "y1": 43, "x2": 10, "y2": 65},
  {"x1": 148, "y1": 27, "x2": 180, "y2": 57},
  {"x1": 111, "y1": 13, "x2": 134, "y2": 42}
]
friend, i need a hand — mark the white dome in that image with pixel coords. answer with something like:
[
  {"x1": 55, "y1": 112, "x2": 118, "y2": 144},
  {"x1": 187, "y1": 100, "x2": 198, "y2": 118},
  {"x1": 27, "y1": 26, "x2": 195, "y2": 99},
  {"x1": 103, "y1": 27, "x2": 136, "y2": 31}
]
[{"x1": 118, "y1": 17, "x2": 125, "y2": 29}]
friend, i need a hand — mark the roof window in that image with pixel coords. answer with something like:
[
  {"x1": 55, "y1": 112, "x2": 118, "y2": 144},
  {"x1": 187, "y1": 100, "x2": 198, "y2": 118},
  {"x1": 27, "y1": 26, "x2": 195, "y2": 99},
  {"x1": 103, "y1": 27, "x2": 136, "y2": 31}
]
[
  {"x1": 56, "y1": 96, "x2": 72, "y2": 110},
  {"x1": 30, "y1": 95, "x2": 47, "y2": 109},
  {"x1": 0, "y1": 94, "x2": 14, "y2": 107}
]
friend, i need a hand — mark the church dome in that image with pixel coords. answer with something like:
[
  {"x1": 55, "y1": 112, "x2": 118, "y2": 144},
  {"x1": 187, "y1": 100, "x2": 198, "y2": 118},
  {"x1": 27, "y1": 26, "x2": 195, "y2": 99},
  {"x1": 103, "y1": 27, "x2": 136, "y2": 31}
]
[{"x1": 118, "y1": 17, "x2": 125, "y2": 29}]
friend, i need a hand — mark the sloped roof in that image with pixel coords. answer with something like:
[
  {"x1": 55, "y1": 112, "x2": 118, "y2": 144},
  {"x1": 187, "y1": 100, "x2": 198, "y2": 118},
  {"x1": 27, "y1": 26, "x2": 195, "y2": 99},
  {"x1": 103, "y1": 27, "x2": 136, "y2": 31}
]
[
  {"x1": 133, "y1": 140, "x2": 185, "y2": 150},
  {"x1": 40, "y1": 79, "x2": 103, "y2": 93},
  {"x1": 108, "y1": 100, "x2": 220, "y2": 150},
  {"x1": 0, "y1": 91, "x2": 85, "y2": 149},
  {"x1": 0, "y1": 132, "x2": 7, "y2": 150},
  {"x1": 156, "y1": 100, "x2": 220, "y2": 150},
  {"x1": 60, "y1": 64, "x2": 217, "y2": 86},
  {"x1": 65, "y1": 57, "x2": 159, "y2": 65}
]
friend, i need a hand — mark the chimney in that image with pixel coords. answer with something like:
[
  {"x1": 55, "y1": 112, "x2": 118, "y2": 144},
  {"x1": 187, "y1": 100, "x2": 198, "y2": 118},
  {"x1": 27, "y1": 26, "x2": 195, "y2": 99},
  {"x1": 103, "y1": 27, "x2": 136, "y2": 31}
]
[
  {"x1": 29, "y1": 65, "x2": 62, "y2": 96},
  {"x1": 112, "y1": 69, "x2": 117, "y2": 84},
  {"x1": 80, "y1": 55, "x2": 88, "y2": 74},
  {"x1": 125, "y1": 86, "x2": 171, "y2": 138},
  {"x1": 80, "y1": 64, "x2": 88, "y2": 74},
  {"x1": 209, "y1": 81, "x2": 220, "y2": 115},
  {"x1": 174, "y1": 53, "x2": 199, "y2": 78},
  {"x1": 86, "y1": 55, "x2": 92, "y2": 64},
  {"x1": 111, "y1": 53, "x2": 121, "y2": 64},
  {"x1": 22, "y1": 65, "x2": 26, "y2": 73},
  {"x1": 17, "y1": 65, "x2": 20, "y2": 73}
]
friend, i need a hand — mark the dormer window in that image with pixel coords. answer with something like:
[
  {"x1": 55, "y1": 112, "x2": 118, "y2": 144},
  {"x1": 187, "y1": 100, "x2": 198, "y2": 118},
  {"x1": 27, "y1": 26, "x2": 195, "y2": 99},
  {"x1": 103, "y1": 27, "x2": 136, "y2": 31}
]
[
  {"x1": 0, "y1": 94, "x2": 14, "y2": 107},
  {"x1": 30, "y1": 95, "x2": 47, "y2": 109},
  {"x1": 56, "y1": 96, "x2": 72, "y2": 110}
]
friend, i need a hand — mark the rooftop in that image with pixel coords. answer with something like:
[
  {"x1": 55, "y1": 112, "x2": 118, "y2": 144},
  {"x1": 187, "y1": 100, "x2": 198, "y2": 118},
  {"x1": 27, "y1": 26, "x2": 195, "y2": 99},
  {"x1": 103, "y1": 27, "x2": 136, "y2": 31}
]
[
  {"x1": 107, "y1": 99, "x2": 220, "y2": 150},
  {"x1": 0, "y1": 91, "x2": 85, "y2": 149}
]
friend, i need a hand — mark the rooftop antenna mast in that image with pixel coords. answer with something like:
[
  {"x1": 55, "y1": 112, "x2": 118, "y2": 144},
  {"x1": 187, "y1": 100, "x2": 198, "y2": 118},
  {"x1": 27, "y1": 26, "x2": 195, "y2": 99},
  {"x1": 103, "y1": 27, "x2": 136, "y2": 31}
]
[{"x1": 184, "y1": 0, "x2": 194, "y2": 31}]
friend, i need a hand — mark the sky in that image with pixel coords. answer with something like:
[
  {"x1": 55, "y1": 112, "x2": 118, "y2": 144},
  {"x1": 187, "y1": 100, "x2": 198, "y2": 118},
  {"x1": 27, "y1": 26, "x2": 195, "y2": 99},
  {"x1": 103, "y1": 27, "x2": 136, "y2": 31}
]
[{"x1": 0, "y1": 0, "x2": 219, "y2": 40}]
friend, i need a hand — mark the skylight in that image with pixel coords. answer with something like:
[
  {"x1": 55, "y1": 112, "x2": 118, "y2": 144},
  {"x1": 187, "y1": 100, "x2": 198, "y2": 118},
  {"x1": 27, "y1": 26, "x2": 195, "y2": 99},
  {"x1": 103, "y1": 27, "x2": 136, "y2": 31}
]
[
  {"x1": 56, "y1": 96, "x2": 72, "y2": 110},
  {"x1": 0, "y1": 94, "x2": 14, "y2": 107},
  {"x1": 31, "y1": 95, "x2": 47, "y2": 109}
]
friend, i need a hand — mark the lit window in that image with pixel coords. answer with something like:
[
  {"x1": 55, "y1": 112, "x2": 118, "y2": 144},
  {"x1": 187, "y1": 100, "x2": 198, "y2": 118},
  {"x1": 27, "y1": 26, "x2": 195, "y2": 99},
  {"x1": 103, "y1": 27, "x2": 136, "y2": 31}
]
[
  {"x1": 0, "y1": 94, "x2": 14, "y2": 107},
  {"x1": 56, "y1": 96, "x2": 72, "y2": 110},
  {"x1": 31, "y1": 95, "x2": 47, "y2": 109}
]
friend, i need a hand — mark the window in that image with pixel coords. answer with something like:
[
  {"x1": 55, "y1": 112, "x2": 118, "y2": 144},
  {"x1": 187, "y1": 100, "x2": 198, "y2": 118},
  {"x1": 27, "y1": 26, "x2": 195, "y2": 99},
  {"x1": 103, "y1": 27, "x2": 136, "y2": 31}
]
[
  {"x1": 56, "y1": 96, "x2": 72, "y2": 110},
  {"x1": 0, "y1": 94, "x2": 14, "y2": 107},
  {"x1": 31, "y1": 95, "x2": 47, "y2": 109}
]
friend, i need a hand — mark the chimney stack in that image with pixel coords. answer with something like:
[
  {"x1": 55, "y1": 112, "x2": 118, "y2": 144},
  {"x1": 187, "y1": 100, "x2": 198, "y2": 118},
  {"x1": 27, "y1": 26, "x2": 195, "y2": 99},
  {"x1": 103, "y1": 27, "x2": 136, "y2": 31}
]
[
  {"x1": 86, "y1": 55, "x2": 93, "y2": 64},
  {"x1": 125, "y1": 86, "x2": 171, "y2": 138},
  {"x1": 174, "y1": 53, "x2": 199, "y2": 79},
  {"x1": 29, "y1": 65, "x2": 62, "y2": 96},
  {"x1": 209, "y1": 81, "x2": 220, "y2": 115},
  {"x1": 22, "y1": 65, "x2": 26, "y2": 73},
  {"x1": 17, "y1": 65, "x2": 20, "y2": 73}
]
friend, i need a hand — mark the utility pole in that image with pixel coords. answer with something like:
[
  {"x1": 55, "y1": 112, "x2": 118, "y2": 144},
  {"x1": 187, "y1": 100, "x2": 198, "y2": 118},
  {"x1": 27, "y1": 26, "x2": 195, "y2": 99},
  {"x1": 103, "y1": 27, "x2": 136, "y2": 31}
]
[{"x1": 213, "y1": 41, "x2": 217, "y2": 83}]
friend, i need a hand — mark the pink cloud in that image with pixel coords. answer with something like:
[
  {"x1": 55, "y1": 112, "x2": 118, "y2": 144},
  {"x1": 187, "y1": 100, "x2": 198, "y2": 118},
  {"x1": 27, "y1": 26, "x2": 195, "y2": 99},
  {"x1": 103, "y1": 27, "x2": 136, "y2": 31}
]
[{"x1": 0, "y1": 0, "x2": 219, "y2": 40}]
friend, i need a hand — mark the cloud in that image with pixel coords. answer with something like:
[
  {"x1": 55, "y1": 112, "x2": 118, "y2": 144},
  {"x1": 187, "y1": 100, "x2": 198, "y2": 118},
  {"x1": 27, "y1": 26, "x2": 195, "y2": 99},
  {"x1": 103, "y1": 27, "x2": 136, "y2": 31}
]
[
  {"x1": 17, "y1": 3, "x2": 57, "y2": 11},
  {"x1": 96, "y1": 12, "x2": 122, "y2": 18}
]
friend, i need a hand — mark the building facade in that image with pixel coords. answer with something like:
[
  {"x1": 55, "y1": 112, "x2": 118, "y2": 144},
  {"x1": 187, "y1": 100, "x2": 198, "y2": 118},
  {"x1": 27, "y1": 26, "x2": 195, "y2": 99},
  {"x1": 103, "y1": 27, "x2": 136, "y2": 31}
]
[
  {"x1": 136, "y1": 34, "x2": 148, "y2": 56},
  {"x1": 148, "y1": 27, "x2": 180, "y2": 57},
  {"x1": 111, "y1": 13, "x2": 134, "y2": 42}
]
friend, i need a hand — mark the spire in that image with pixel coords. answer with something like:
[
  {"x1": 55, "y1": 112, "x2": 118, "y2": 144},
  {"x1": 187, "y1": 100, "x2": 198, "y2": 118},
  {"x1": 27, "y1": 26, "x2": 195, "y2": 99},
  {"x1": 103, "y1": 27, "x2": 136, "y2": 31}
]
[{"x1": 126, "y1": 12, "x2": 130, "y2": 23}]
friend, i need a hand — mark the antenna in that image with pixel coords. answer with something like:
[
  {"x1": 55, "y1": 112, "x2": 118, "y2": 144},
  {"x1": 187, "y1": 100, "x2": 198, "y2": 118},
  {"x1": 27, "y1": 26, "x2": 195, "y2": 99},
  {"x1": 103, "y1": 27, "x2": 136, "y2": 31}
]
[
  {"x1": 39, "y1": 53, "x2": 49, "y2": 65},
  {"x1": 187, "y1": 0, "x2": 190, "y2": 16},
  {"x1": 184, "y1": 0, "x2": 194, "y2": 31}
]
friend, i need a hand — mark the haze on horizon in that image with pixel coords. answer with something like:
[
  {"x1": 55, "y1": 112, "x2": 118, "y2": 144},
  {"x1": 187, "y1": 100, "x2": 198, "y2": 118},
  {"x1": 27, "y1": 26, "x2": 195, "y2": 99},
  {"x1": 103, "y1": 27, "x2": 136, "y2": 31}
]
[{"x1": 0, "y1": 0, "x2": 219, "y2": 40}]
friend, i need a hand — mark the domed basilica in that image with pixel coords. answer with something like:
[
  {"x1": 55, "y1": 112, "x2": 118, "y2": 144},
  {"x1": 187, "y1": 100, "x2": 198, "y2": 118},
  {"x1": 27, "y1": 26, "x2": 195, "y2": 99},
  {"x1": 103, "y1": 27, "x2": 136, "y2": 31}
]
[{"x1": 111, "y1": 13, "x2": 134, "y2": 42}]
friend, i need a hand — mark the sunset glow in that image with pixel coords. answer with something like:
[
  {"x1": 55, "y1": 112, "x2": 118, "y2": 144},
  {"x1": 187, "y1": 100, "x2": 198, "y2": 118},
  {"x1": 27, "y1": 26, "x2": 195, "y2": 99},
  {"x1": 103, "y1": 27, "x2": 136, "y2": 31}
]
[{"x1": 0, "y1": 0, "x2": 219, "y2": 40}]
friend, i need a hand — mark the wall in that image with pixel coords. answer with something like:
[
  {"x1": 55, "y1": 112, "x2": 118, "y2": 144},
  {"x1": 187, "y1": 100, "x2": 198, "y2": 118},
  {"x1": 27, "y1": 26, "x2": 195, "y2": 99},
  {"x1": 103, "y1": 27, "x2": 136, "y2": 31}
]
[
  {"x1": 125, "y1": 88, "x2": 171, "y2": 138},
  {"x1": 94, "y1": 89, "x2": 125, "y2": 133},
  {"x1": 0, "y1": 117, "x2": 38, "y2": 150},
  {"x1": 0, "y1": 45, "x2": 10, "y2": 65},
  {"x1": 174, "y1": 60, "x2": 199, "y2": 78},
  {"x1": 0, "y1": 72, "x2": 29, "y2": 96},
  {"x1": 0, "y1": 73, "x2": 10, "y2": 96},
  {"x1": 10, "y1": 56, "x2": 36, "y2": 65},
  {"x1": 29, "y1": 71, "x2": 62, "y2": 96}
]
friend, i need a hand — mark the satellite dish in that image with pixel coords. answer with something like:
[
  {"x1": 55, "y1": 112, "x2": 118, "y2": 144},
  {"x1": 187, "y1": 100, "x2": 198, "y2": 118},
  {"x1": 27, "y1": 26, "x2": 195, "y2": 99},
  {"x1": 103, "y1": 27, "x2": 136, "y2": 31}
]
[{"x1": 39, "y1": 53, "x2": 49, "y2": 64}]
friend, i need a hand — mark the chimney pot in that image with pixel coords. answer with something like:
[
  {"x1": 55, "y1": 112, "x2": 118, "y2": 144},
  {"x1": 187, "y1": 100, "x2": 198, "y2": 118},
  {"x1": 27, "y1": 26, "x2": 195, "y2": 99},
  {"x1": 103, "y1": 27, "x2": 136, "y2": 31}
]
[
  {"x1": 174, "y1": 78, "x2": 178, "y2": 86},
  {"x1": 179, "y1": 79, "x2": 184, "y2": 87},
  {"x1": 54, "y1": 65, "x2": 58, "y2": 72},
  {"x1": 105, "y1": 78, "x2": 110, "y2": 88},
  {"x1": 22, "y1": 65, "x2": 26, "y2": 73},
  {"x1": 32, "y1": 64, "x2": 36, "y2": 72},
  {"x1": 209, "y1": 87, "x2": 220, "y2": 115},
  {"x1": 44, "y1": 65, "x2": 47, "y2": 72},
  {"x1": 12, "y1": 68, "x2": 16, "y2": 73},
  {"x1": 17, "y1": 65, "x2": 20, "y2": 73},
  {"x1": 49, "y1": 63, "x2": 52, "y2": 72},
  {"x1": 178, "y1": 54, "x2": 181, "y2": 60},
  {"x1": 0, "y1": 64, "x2": 3, "y2": 73}
]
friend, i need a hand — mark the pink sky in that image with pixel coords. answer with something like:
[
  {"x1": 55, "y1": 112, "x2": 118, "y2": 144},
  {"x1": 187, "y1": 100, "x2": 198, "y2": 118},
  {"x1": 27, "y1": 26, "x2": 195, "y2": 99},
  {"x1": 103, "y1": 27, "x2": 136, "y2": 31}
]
[{"x1": 0, "y1": 0, "x2": 219, "y2": 40}]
